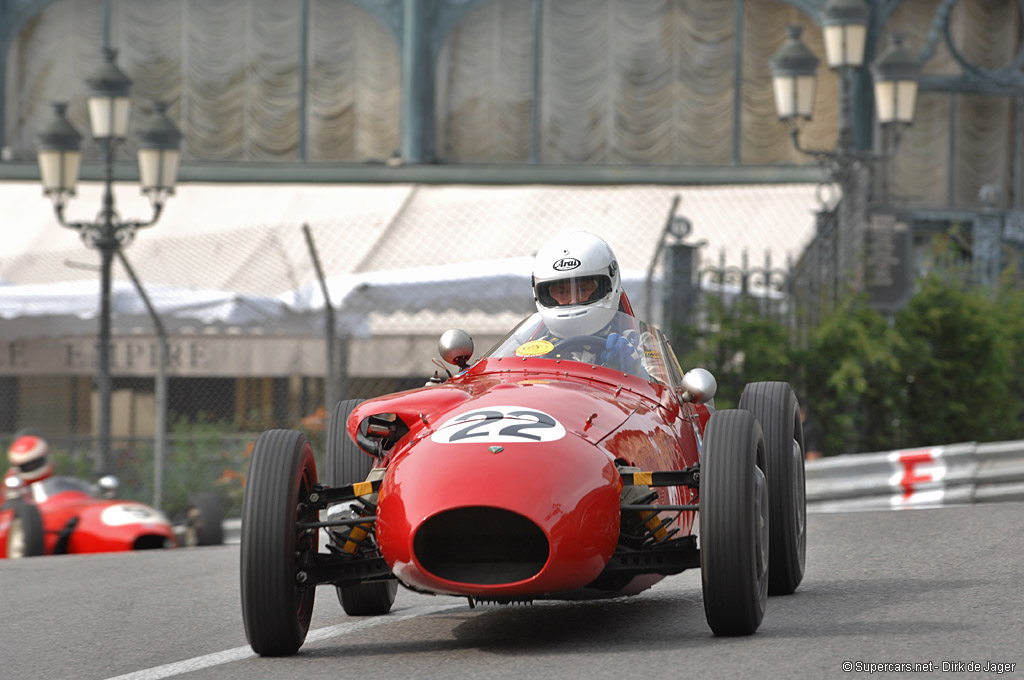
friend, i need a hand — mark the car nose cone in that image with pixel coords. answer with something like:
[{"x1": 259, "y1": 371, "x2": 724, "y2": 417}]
[{"x1": 376, "y1": 435, "x2": 621, "y2": 596}]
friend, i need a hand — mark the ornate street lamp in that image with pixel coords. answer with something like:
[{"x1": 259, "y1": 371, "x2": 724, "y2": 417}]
[
  {"x1": 136, "y1": 101, "x2": 183, "y2": 211},
  {"x1": 36, "y1": 48, "x2": 181, "y2": 477},
  {"x1": 871, "y1": 32, "x2": 921, "y2": 204},
  {"x1": 769, "y1": 3, "x2": 919, "y2": 168},
  {"x1": 770, "y1": 3, "x2": 919, "y2": 315},
  {"x1": 770, "y1": 0, "x2": 872, "y2": 158},
  {"x1": 769, "y1": 26, "x2": 820, "y2": 122},
  {"x1": 86, "y1": 47, "x2": 132, "y2": 139},
  {"x1": 871, "y1": 33, "x2": 920, "y2": 126},
  {"x1": 821, "y1": 0, "x2": 869, "y2": 69},
  {"x1": 36, "y1": 103, "x2": 83, "y2": 209}
]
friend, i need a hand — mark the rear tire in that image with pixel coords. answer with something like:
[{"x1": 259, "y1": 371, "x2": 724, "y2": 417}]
[
  {"x1": 184, "y1": 492, "x2": 224, "y2": 547},
  {"x1": 327, "y1": 399, "x2": 398, "y2": 616},
  {"x1": 700, "y1": 409, "x2": 769, "y2": 636},
  {"x1": 240, "y1": 430, "x2": 318, "y2": 656},
  {"x1": 740, "y1": 381, "x2": 807, "y2": 595},
  {"x1": 326, "y1": 398, "x2": 376, "y2": 484},
  {"x1": 4, "y1": 498, "x2": 45, "y2": 558}
]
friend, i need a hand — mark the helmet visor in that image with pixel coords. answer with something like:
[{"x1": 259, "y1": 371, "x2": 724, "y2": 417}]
[{"x1": 536, "y1": 275, "x2": 612, "y2": 308}]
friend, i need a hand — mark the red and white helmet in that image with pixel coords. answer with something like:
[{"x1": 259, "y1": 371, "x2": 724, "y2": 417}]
[
  {"x1": 532, "y1": 231, "x2": 622, "y2": 337},
  {"x1": 8, "y1": 433, "x2": 53, "y2": 484}
]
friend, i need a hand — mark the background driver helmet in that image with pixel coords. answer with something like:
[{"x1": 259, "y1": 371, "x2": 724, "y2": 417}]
[
  {"x1": 8, "y1": 431, "x2": 53, "y2": 484},
  {"x1": 532, "y1": 231, "x2": 622, "y2": 337}
]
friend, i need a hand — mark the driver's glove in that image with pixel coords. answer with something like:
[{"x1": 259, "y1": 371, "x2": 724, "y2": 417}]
[{"x1": 600, "y1": 332, "x2": 642, "y2": 373}]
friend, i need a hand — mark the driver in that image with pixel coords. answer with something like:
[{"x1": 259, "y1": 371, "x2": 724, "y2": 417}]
[
  {"x1": 5, "y1": 429, "x2": 54, "y2": 486},
  {"x1": 531, "y1": 231, "x2": 642, "y2": 372}
]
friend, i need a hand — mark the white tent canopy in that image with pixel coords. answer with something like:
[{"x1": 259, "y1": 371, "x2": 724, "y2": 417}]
[
  {"x1": 279, "y1": 255, "x2": 665, "y2": 336},
  {"x1": 0, "y1": 258, "x2": 657, "y2": 338},
  {"x1": 1, "y1": 181, "x2": 818, "y2": 374},
  {"x1": 0, "y1": 279, "x2": 296, "y2": 340},
  {"x1": 1, "y1": 182, "x2": 819, "y2": 295},
  {"x1": 282, "y1": 256, "x2": 535, "y2": 315}
]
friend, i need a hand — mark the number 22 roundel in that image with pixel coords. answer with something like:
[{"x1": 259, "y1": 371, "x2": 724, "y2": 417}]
[{"x1": 430, "y1": 405, "x2": 566, "y2": 444}]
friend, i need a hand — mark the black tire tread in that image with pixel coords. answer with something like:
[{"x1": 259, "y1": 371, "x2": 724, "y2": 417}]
[
  {"x1": 327, "y1": 399, "x2": 398, "y2": 616},
  {"x1": 327, "y1": 399, "x2": 375, "y2": 486},
  {"x1": 5, "y1": 498, "x2": 45, "y2": 557},
  {"x1": 240, "y1": 429, "x2": 317, "y2": 656},
  {"x1": 739, "y1": 381, "x2": 807, "y2": 595},
  {"x1": 700, "y1": 409, "x2": 767, "y2": 636},
  {"x1": 186, "y1": 491, "x2": 224, "y2": 546}
]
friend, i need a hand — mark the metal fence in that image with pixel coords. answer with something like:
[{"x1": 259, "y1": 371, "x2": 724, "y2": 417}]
[
  {"x1": 4, "y1": 186, "x2": 820, "y2": 517},
  {"x1": 12, "y1": 196, "x2": 1021, "y2": 521},
  {"x1": 789, "y1": 206, "x2": 840, "y2": 337}
]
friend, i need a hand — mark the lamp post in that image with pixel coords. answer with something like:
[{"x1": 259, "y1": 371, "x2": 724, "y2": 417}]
[
  {"x1": 36, "y1": 47, "x2": 181, "y2": 478},
  {"x1": 769, "y1": 0, "x2": 919, "y2": 296}
]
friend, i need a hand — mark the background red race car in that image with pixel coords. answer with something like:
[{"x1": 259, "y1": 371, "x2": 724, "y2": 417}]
[
  {"x1": 239, "y1": 307, "x2": 808, "y2": 656},
  {"x1": 1, "y1": 474, "x2": 224, "y2": 558}
]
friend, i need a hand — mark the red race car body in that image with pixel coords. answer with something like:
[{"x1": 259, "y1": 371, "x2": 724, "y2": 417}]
[
  {"x1": 366, "y1": 343, "x2": 702, "y2": 598},
  {"x1": 240, "y1": 307, "x2": 808, "y2": 656},
  {"x1": 0, "y1": 475, "x2": 177, "y2": 558}
]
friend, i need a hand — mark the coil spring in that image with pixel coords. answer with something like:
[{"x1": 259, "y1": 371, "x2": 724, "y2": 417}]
[
  {"x1": 327, "y1": 498, "x2": 377, "y2": 557},
  {"x1": 620, "y1": 491, "x2": 680, "y2": 549}
]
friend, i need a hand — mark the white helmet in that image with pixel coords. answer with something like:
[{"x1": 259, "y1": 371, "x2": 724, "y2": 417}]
[
  {"x1": 532, "y1": 231, "x2": 622, "y2": 337},
  {"x1": 8, "y1": 433, "x2": 53, "y2": 484}
]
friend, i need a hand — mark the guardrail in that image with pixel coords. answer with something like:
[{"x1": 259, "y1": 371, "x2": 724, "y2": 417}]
[{"x1": 805, "y1": 440, "x2": 1024, "y2": 512}]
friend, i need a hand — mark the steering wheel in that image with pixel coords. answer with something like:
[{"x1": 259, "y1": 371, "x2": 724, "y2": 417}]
[{"x1": 551, "y1": 335, "x2": 607, "y2": 357}]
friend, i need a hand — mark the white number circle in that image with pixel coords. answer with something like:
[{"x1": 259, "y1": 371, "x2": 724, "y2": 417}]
[{"x1": 430, "y1": 406, "x2": 566, "y2": 444}]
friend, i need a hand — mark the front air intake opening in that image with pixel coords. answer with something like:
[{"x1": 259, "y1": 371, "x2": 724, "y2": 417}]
[
  {"x1": 133, "y1": 535, "x2": 169, "y2": 550},
  {"x1": 414, "y1": 507, "x2": 549, "y2": 585}
]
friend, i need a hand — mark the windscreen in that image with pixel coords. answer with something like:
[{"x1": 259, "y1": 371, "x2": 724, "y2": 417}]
[
  {"x1": 30, "y1": 475, "x2": 97, "y2": 502},
  {"x1": 483, "y1": 310, "x2": 683, "y2": 388}
]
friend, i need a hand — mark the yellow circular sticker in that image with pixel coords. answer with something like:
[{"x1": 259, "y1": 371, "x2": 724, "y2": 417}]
[{"x1": 515, "y1": 340, "x2": 555, "y2": 357}]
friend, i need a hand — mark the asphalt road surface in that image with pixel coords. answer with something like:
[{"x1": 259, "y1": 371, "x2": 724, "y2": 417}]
[{"x1": 2, "y1": 503, "x2": 1022, "y2": 680}]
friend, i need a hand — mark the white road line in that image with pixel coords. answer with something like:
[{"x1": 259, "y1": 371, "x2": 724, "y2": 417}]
[{"x1": 103, "y1": 603, "x2": 463, "y2": 680}]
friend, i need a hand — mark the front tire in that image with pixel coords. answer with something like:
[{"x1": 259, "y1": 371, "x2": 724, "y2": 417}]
[
  {"x1": 740, "y1": 381, "x2": 806, "y2": 595},
  {"x1": 327, "y1": 399, "x2": 398, "y2": 616},
  {"x1": 4, "y1": 498, "x2": 45, "y2": 558},
  {"x1": 240, "y1": 430, "x2": 318, "y2": 656},
  {"x1": 700, "y1": 409, "x2": 769, "y2": 636}
]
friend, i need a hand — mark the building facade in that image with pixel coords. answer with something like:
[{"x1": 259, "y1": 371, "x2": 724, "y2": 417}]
[{"x1": 1, "y1": 0, "x2": 1022, "y2": 444}]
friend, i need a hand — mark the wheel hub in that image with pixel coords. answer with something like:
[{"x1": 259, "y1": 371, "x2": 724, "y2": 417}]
[
  {"x1": 792, "y1": 438, "x2": 806, "y2": 539},
  {"x1": 8, "y1": 519, "x2": 25, "y2": 559},
  {"x1": 754, "y1": 466, "x2": 769, "y2": 579}
]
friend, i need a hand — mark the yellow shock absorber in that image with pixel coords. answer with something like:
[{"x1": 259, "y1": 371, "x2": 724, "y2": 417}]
[
  {"x1": 640, "y1": 510, "x2": 669, "y2": 543},
  {"x1": 341, "y1": 521, "x2": 371, "y2": 555},
  {"x1": 339, "y1": 473, "x2": 385, "y2": 555}
]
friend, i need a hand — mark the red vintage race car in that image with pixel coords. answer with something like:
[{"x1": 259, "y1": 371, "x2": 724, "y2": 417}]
[
  {"x1": 239, "y1": 308, "x2": 807, "y2": 656},
  {"x1": 0, "y1": 474, "x2": 224, "y2": 558}
]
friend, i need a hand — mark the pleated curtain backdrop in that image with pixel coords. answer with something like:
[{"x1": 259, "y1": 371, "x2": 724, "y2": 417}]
[{"x1": 5, "y1": 0, "x2": 1021, "y2": 207}]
